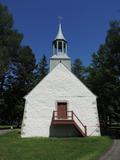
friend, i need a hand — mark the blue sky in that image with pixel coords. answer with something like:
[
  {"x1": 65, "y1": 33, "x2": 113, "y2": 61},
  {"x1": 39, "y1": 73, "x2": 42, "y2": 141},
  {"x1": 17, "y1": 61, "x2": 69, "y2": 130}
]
[{"x1": 1, "y1": 0, "x2": 120, "y2": 65}]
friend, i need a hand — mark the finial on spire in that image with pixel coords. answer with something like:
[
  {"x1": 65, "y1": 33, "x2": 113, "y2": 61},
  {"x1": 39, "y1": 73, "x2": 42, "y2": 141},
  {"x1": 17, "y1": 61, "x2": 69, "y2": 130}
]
[
  {"x1": 58, "y1": 16, "x2": 63, "y2": 24},
  {"x1": 55, "y1": 16, "x2": 65, "y2": 40}
]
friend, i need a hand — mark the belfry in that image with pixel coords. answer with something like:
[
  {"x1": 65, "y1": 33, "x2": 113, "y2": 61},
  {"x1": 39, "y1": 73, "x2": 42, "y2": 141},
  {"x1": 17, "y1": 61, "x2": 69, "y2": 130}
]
[{"x1": 50, "y1": 23, "x2": 71, "y2": 71}]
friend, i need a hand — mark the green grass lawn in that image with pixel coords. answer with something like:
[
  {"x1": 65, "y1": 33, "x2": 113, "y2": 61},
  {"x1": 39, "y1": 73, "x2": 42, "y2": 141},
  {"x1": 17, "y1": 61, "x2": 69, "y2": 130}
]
[{"x1": 0, "y1": 130, "x2": 112, "y2": 160}]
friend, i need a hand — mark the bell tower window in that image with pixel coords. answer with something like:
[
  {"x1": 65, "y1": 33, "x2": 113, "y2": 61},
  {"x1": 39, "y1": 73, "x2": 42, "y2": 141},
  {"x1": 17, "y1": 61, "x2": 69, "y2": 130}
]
[{"x1": 58, "y1": 41, "x2": 62, "y2": 52}]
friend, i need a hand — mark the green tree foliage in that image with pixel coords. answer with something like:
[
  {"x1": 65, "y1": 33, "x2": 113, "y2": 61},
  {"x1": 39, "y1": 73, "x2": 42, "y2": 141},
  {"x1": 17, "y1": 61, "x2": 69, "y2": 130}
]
[
  {"x1": 0, "y1": 3, "x2": 36, "y2": 125},
  {"x1": 35, "y1": 54, "x2": 48, "y2": 84},
  {"x1": 0, "y1": 4, "x2": 23, "y2": 93},
  {"x1": 72, "y1": 58, "x2": 86, "y2": 82},
  {"x1": 87, "y1": 21, "x2": 120, "y2": 127},
  {"x1": 15, "y1": 46, "x2": 36, "y2": 93}
]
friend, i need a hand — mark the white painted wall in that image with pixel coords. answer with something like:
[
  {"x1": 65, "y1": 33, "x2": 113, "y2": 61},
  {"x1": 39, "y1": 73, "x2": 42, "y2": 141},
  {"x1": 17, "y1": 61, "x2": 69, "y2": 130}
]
[
  {"x1": 21, "y1": 63, "x2": 101, "y2": 137},
  {"x1": 50, "y1": 57, "x2": 71, "y2": 71}
]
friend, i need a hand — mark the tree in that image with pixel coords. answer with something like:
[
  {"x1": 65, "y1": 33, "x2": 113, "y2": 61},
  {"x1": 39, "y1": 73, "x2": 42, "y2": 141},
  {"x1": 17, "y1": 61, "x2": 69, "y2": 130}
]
[
  {"x1": 35, "y1": 54, "x2": 48, "y2": 83},
  {"x1": 72, "y1": 58, "x2": 86, "y2": 82},
  {"x1": 87, "y1": 21, "x2": 120, "y2": 127},
  {"x1": 0, "y1": 4, "x2": 23, "y2": 94},
  {"x1": 0, "y1": 3, "x2": 36, "y2": 125},
  {"x1": 0, "y1": 3, "x2": 23, "y2": 124},
  {"x1": 1, "y1": 46, "x2": 36, "y2": 126},
  {"x1": 15, "y1": 46, "x2": 36, "y2": 93}
]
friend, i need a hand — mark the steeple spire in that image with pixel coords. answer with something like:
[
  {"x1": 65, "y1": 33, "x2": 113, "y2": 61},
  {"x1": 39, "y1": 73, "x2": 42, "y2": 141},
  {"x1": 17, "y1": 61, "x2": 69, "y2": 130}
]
[{"x1": 55, "y1": 23, "x2": 66, "y2": 40}]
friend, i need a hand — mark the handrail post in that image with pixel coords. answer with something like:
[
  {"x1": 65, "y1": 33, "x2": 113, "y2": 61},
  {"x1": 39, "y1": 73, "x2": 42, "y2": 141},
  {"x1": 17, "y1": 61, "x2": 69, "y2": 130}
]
[
  {"x1": 85, "y1": 125, "x2": 87, "y2": 136},
  {"x1": 53, "y1": 111, "x2": 55, "y2": 120},
  {"x1": 72, "y1": 111, "x2": 73, "y2": 120}
]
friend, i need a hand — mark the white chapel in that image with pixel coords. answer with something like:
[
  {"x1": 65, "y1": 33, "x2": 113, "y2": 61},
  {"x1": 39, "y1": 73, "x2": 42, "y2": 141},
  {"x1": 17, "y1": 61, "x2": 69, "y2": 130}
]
[{"x1": 21, "y1": 23, "x2": 101, "y2": 137}]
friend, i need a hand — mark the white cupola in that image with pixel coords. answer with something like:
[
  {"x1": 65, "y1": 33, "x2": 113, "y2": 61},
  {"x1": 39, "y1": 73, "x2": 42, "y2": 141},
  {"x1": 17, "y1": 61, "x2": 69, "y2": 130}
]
[
  {"x1": 50, "y1": 23, "x2": 71, "y2": 71},
  {"x1": 52, "y1": 23, "x2": 67, "y2": 55}
]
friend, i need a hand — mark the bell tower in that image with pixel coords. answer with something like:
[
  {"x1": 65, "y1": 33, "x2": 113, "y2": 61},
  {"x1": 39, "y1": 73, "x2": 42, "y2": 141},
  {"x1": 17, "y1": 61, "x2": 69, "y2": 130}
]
[{"x1": 50, "y1": 23, "x2": 71, "y2": 71}]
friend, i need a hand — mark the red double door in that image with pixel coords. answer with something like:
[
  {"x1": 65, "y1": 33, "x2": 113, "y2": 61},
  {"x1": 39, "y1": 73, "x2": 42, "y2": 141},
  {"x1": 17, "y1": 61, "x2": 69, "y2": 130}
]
[{"x1": 57, "y1": 102, "x2": 67, "y2": 119}]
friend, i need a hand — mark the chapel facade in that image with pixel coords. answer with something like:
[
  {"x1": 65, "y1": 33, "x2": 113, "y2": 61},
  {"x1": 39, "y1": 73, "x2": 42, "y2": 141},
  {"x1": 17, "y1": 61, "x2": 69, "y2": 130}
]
[{"x1": 21, "y1": 23, "x2": 101, "y2": 137}]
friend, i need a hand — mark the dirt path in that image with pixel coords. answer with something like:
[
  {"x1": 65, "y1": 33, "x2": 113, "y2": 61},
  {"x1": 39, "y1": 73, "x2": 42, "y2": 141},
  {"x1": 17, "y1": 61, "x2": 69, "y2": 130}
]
[
  {"x1": 0, "y1": 129, "x2": 11, "y2": 135},
  {"x1": 99, "y1": 140, "x2": 120, "y2": 160}
]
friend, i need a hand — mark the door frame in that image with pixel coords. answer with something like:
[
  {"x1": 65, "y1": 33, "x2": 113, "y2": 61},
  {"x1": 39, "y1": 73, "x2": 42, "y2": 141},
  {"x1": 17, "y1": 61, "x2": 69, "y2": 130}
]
[
  {"x1": 55, "y1": 101, "x2": 69, "y2": 119},
  {"x1": 55, "y1": 100, "x2": 69, "y2": 111}
]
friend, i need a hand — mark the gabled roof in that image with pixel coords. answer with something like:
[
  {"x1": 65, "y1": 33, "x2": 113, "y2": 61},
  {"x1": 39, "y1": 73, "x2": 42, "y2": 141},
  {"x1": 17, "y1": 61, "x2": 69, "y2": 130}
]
[
  {"x1": 25, "y1": 63, "x2": 96, "y2": 99},
  {"x1": 55, "y1": 23, "x2": 66, "y2": 40}
]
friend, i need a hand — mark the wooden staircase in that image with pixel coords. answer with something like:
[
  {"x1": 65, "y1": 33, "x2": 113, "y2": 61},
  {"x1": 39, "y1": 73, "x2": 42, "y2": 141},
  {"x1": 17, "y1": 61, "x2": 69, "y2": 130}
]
[{"x1": 52, "y1": 111, "x2": 87, "y2": 137}]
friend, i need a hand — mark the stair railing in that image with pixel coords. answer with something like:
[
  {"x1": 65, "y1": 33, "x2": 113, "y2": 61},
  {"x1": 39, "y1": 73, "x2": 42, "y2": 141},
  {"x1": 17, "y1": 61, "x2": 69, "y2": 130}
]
[
  {"x1": 72, "y1": 111, "x2": 87, "y2": 136},
  {"x1": 52, "y1": 110, "x2": 87, "y2": 136}
]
